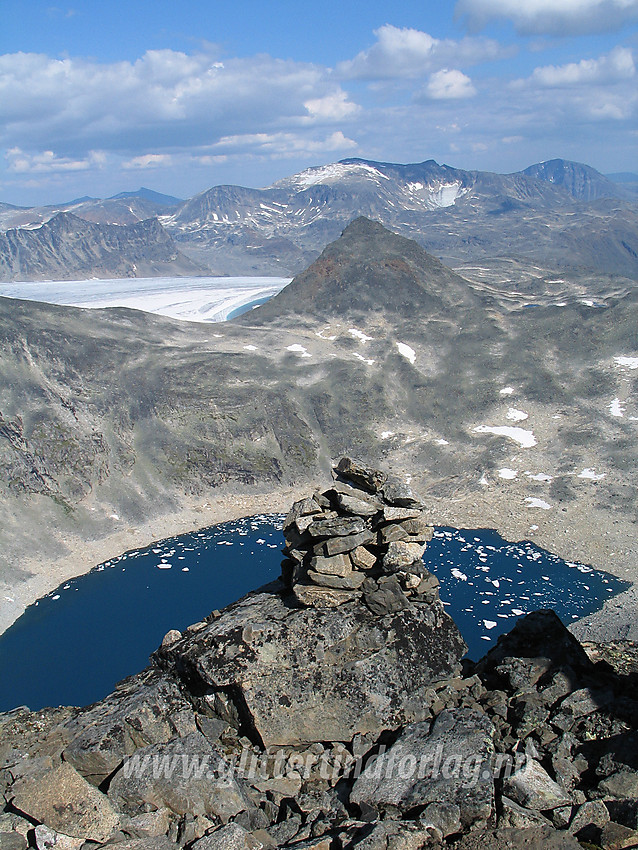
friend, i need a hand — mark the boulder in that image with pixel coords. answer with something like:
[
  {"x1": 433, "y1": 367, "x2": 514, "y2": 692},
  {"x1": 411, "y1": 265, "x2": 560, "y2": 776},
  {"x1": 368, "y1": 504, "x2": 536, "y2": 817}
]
[
  {"x1": 108, "y1": 730, "x2": 250, "y2": 821},
  {"x1": 452, "y1": 826, "x2": 582, "y2": 849},
  {"x1": 191, "y1": 823, "x2": 263, "y2": 850},
  {"x1": 335, "y1": 457, "x2": 387, "y2": 493},
  {"x1": 350, "y1": 708, "x2": 495, "y2": 828},
  {"x1": 0, "y1": 835, "x2": 27, "y2": 850},
  {"x1": 503, "y1": 759, "x2": 572, "y2": 811},
  {"x1": 10, "y1": 761, "x2": 120, "y2": 842},
  {"x1": 382, "y1": 542, "x2": 426, "y2": 572},
  {"x1": 159, "y1": 587, "x2": 466, "y2": 748},
  {"x1": 62, "y1": 669, "x2": 193, "y2": 785},
  {"x1": 292, "y1": 583, "x2": 360, "y2": 607}
]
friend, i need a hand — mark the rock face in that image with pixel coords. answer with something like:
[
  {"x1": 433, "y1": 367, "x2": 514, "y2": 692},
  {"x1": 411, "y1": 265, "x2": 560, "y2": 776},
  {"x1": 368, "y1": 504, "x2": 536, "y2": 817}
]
[
  {"x1": 2, "y1": 463, "x2": 638, "y2": 850},
  {"x1": 158, "y1": 458, "x2": 466, "y2": 747},
  {"x1": 0, "y1": 213, "x2": 207, "y2": 281}
]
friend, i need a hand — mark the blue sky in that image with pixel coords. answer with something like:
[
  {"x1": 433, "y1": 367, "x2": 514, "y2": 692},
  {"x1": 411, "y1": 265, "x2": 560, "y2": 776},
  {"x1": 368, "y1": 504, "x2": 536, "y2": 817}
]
[{"x1": 1, "y1": 0, "x2": 637, "y2": 205}]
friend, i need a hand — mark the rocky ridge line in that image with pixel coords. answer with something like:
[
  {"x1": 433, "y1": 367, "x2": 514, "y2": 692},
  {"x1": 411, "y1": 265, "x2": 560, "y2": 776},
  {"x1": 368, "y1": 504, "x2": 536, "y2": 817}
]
[{"x1": 0, "y1": 460, "x2": 637, "y2": 850}]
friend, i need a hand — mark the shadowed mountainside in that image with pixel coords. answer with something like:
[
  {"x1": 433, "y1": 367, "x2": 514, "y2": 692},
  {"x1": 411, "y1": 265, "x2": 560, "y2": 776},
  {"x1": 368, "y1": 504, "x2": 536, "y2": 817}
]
[{"x1": 0, "y1": 213, "x2": 208, "y2": 281}]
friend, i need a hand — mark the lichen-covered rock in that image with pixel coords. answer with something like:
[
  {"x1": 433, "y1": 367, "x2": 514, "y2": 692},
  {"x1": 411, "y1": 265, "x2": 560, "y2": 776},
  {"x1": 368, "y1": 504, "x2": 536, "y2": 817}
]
[
  {"x1": 10, "y1": 761, "x2": 120, "y2": 842},
  {"x1": 159, "y1": 586, "x2": 466, "y2": 748},
  {"x1": 503, "y1": 759, "x2": 572, "y2": 811},
  {"x1": 350, "y1": 708, "x2": 495, "y2": 828},
  {"x1": 107, "y1": 730, "x2": 250, "y2": 820},
  {"x1": 62, "y1": 669, "x2": 194, "y2": 786}
]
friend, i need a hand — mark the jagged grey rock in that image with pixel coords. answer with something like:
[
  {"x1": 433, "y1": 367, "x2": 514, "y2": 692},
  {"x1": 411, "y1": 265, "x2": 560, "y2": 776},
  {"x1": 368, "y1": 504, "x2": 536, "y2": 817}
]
[
  {"x1": 350, "y1": 708, "x2": 495, "y2": 828},
  {"x1": 503, "y1": 759, "x2": 572, "y2": 811},
  {"x1": 108, "y1": 730, "x2": 250, "y2": 820},
  {"x1": 62, "y1": 670, "x2": 193, "y2": 785},
  {"x1": 191, "y1": 822, "x2": 263, "y2": 849},
  {"x1": 10, "y1": 761, "x2": 120, "y2": 841}
]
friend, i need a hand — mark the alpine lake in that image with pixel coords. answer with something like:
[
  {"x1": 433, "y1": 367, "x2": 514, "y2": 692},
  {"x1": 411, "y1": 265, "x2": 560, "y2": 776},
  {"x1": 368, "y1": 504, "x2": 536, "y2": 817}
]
[{"x1": 0, "y1": 516, "x2": 629, "y2": 712}]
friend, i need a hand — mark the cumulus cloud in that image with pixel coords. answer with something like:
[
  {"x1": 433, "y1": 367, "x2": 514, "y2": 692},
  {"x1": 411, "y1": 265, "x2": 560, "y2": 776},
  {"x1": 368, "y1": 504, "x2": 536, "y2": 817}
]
[
  {"x1": 6, "y1": 148, "x2": 106, "y2": 173},
  {"x1": 530, "y1": 45, "x2": 635, "y2": 86},
  {"x1": 0, "y1": 49, "x2": 358, "y2": 157},
  {"x1": 304, "y1": 91, "x2": 361, "y2": 121},
  {"x1": 510, "y1": 46, "x2": 638, "y2": 121},
  {"x1": 336, "y1": 24, "x2": 510, "y2": 80},
  {"x1": 204, "y1": 130, "x2": 357, "y2": 158},
  {"x1": 455, "y1": 0, "x2": 638, "y2": 35},
  {"x1": 425, "y1": 69, "x2": 477, "y2": 99}
]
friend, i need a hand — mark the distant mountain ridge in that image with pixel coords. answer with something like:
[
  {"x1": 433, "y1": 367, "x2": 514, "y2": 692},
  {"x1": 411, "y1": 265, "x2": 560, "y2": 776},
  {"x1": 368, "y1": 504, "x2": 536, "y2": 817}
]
[
  {"x1": 0, "y1": 157, "x2": 637, "y2": 281},
  {"x1": 0, "y1": 212, "x2": 207, "y2": 281},
  {"x1": 522, "y1": 159, "x2": 628, "y2": 202}
]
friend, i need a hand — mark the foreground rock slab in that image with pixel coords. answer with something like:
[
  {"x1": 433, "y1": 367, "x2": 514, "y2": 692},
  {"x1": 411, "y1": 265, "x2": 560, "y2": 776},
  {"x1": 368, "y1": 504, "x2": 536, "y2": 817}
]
[
  {"x1": 159, "y1": 585, "x2": 466, "y2": 748},
  {"x1": 10, "y1": 761, "x2": 120, "y2": 842}
]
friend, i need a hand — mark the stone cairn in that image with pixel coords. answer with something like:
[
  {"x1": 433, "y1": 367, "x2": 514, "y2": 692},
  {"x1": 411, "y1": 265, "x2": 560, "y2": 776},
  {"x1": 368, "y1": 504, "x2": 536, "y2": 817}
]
[{"x1": 280, "y1": 456, "x2": 440, "y2": 613}]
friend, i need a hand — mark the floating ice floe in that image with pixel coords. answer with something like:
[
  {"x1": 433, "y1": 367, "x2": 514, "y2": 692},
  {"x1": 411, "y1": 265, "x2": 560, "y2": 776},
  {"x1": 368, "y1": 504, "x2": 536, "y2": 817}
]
[
  {"x1": 500, "y1": 387, "x2": 514, "y2": 395},
  {"x1": 525, "y1": 497, "x2": 552, "y2": 510},
  {"x1": 483, "y1": 620, "x2": 498, "y2": 629},
  {"x1": 614, "y1": 356, "x2": 638, "y2": 370},
  {"x1": 286, "y1": 344, "x2": 312, "y2": 358},
  {"x1": 396, "y1": 342, "x2": 416, "y2": 364},
  {"x1": 507, "y1": 408, "x2": 528, "y2": 422},
  {"x1": 473, "y1": 425, "x2": 537, "y2": 448},
  {"x1": 525, "y1": 471, "x2": 552, "y2": 482},
  {"x1": 348, "y1": 328, "x2": 373, "y2": 343},
  {"x1": 498, "y1": 468, "x2": 518, "y2": 480},
  {"x1": 451, "y1": 568, "x2": 468, "y2": 581},
  {"x1": 609, "y1": 398, "x2": 625, "y2": 417}
]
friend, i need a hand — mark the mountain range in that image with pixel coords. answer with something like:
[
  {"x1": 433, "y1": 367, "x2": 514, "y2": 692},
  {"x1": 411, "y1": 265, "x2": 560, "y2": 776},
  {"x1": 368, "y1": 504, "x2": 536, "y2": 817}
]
[
  {"x1": 1, "y1": 158, "x2": 637, "y2": 281},
  {"x1": 1, "y1": 217, "x2": 636, "y2": 640}
]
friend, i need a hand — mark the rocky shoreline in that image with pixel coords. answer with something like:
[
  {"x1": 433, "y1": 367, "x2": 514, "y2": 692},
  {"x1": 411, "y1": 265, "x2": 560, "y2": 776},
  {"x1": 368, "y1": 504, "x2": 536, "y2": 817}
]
[{"x1": 2, "y1": 460, "x2": 638, "y2": 850}]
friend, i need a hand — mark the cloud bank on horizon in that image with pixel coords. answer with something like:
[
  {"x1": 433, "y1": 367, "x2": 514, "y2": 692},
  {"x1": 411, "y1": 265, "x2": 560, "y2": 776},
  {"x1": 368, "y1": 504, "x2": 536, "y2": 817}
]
[{"x1": 0, "y1": 0, "x2": 636, "y2": 205}]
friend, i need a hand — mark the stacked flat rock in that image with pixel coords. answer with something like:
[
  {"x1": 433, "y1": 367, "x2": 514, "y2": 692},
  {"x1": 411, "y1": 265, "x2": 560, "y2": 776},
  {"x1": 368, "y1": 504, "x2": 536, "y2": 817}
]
[{"x1": 281, "y1": 457, "x2": 439, "y2": 613}]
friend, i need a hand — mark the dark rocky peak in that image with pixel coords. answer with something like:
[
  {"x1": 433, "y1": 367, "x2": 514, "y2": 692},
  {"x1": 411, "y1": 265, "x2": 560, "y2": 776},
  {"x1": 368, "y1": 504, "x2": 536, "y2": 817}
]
[{"x1": 235, "y1": 216, "x2": 480, "y2": 324}]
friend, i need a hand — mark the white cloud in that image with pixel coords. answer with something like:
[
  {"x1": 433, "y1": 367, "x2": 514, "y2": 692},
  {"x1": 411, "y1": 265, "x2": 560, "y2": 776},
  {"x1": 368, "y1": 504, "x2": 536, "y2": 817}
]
[
  {"x1": 0, "y1": 49, "x2": 358, "y2": 156},
  {"x1": 530, "y1": 46, "x2": 635, "y2": 86},
  {"x1": 511, "y1": 46, "x2": 638, "y2": 121},
  {"x1": 203, "y1": 130, "x2": 357, "y2": 159},
  {"x1": 304, "y1": 91, "x2": 361, "y2": 120},
  {"x1": 6, "y1": 147, "x2": 106, "y2": 173},
  {"x1": 455, "y1": 0, "x2": 638, "y2": 35},
  {"x1": 426, "y1": 69, "x2": 477, "y2": 99},
  {"x1": 337, "y1": 24, "x2": 510, "y2": 80},
  {"x1": 123, "y1": 154, "x2": 173, "y2": 170}
]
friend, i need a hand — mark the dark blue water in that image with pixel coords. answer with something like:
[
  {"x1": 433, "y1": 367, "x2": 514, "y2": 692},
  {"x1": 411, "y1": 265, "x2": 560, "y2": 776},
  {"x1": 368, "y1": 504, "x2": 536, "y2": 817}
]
[
  {"x1": 227, "y1": 296, "x2": 273, "y2": 319},
  {"x1": 0, "y1": 519, "x2": 629, "y2": 712}
]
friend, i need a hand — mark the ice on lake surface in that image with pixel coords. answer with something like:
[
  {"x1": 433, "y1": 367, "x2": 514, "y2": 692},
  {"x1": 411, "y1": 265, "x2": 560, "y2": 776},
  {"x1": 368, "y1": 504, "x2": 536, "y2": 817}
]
[
  {"x1": 0, "y1": 518, "x2": 629, "y2": 712},
  {"x1": 0, "y1": 276, "x2": 290, "y2": 323}
]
